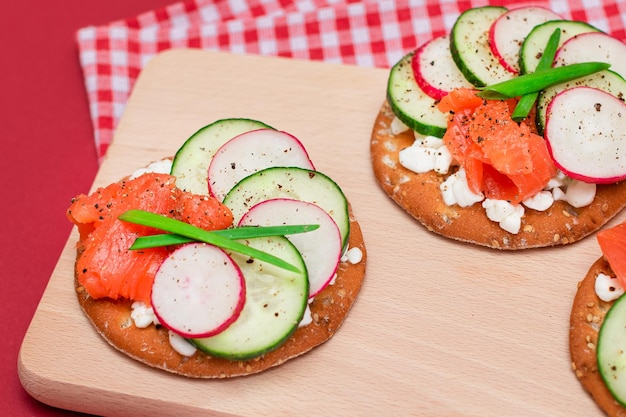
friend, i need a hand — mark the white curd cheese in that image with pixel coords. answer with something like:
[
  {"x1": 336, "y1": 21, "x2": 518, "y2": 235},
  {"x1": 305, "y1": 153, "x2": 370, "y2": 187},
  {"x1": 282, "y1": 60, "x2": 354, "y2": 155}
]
[
  {"x1": 341, "y1": 247, "x2": 363, "y2": 264},
  {"x1": 129, "y1": 158, "x2": 173, "y2": 179},
  {"x1": 595, "y1": 273, "x2": 624, "y2": 302},
  {"x1": 546, "y1": 172, "x2": 567, "y2": 190},
  {"x1": 433, "y1": 147, "x2": 453, "y2": 174},
  {"x1": 130, "y1": 301, "x2": 160, "y2": 328},
  {"x1": 523, "y1": 173, "x2": 596, "y2": 211},
  {"x1": 440, "y1": 168, "x2": 484, "y2": 207},
  {"x1": 522, "y1": 190, "x2": 554, "y2": 211},
  {"x1": 399, "y1": 146, "x2": 436, "y2": 173},
  {"x1": 419, "y1": 135, "x2": 444, "y2": 149},
  {"x1": 390, "y1": 116, "x2": 410, "y2": 135},
  {"x1": 545, "y1": 171, "x2": 597, "y2": 208},
  {"x1": 399, "y1": 135, "x2": 452, "y2": 175},
  {"x1": 329, "y1": 273, "x2": 338, "y2": 286},
  {"x1": 299, "y1": 305, "x2": 313, "y2": 327},
  {"x1": 562, "y1": 180, "x2": 597, "y2": 208},
  {"x1": 499, "y1": 209, "x2": 523, "y2": 234},
  {"x1": 551, "y1": 186, "x2": 566, "y2": 201},
  {"x1": 482, "y1": 199, "x2": 524, "y2": 234},
  {"x1": 168, "y1": 331, "x2": 198, "y2": 357},
  {"x1": 482, "y1": 199, "x2": 516, "y2": 222}
]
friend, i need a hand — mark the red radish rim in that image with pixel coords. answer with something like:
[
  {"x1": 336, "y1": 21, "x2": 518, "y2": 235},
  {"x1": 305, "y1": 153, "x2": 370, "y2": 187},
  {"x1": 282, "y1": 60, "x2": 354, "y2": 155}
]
[
  {"x1": 488, "y1": 6, "x2": 562, "y2": 75},
  {"x1": 554, "y1": 31, "x2": 626, "y2": 78},
  {"x1": 151, "y1": 243, "x2": 246, "y2": 338},
  {"x1": 207, "y1": 128, "x2": 315, "y2": 200},
  {"x1": 488, "y1": 16, "x2": 518, "y2": 75},
  {"x1": 412, "y1": 37, "x2": 448, "y2": 101},
  {"x1": 544, "y1": 86, "x2": 626, "y2": 184},
  {"x1": 238, "y1": 197, "x2": 342, "y2": 298}
]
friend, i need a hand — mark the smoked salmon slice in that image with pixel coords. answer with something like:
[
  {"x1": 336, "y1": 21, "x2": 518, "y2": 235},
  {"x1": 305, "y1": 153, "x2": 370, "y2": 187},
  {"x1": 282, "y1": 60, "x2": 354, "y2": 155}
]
[
  {"x1": 597, "y1": 222, "x2": 626, "y2": 288},
  {"x1": 67, "y1": 173, "x2": 233, "y2": 304},
  {"x1": 438, "y1": 88, "x2": 556, "y2": 204}
]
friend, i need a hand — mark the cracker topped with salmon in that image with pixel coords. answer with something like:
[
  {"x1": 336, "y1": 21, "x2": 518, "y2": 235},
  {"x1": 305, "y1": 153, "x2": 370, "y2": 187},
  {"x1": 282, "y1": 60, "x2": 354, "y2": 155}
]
[
  {"x1": 67, "y1": 118, "x2": 366, "y2": 378},
  {"x1": 371, "y1": 5, "x2": 626, "y2": 249},
  {"x1": 570, "y1": 221, "x2": 626, "y2": 416}
]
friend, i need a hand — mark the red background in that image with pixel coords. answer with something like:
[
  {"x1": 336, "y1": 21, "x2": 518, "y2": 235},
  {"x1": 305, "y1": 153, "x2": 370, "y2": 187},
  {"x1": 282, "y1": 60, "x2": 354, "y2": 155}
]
[
  {"x1": 3, "y1": 1, "x2": 624, "y2": 415},
  {"x1": 0, "y1": 1, "x2": 173, "y2": 415}
]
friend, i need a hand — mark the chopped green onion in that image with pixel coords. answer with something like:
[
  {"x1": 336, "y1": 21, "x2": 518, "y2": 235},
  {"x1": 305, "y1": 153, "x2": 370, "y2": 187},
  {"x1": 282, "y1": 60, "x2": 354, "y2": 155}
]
[
  {"x1": 129, "y1": 224, "x2": 320, "y2": 249},
  {"x1": 477, "y1": 61, "x2": 611, "y2": 100},
  {"x1": 132, "y1": 234, "x2": 194, "y2": 248},
  {"x1": 118, "y1": 209, "x2": 319, "y2": 273},
  {"x1": 511, "y1": 28, "x2": 561, "y2": 121}
]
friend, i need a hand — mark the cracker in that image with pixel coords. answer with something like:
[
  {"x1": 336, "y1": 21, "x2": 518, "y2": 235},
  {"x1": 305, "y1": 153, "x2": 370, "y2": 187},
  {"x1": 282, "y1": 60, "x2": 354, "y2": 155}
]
[
  {"x1": 74, "y1": 202, "x2": 366, "y2": 378},
  {"x1": 569, "y1": 257, "x2": 626, "y2": 416},
  {"x1": 370, "y1": 101, "x2": 626, "y2": 249}
]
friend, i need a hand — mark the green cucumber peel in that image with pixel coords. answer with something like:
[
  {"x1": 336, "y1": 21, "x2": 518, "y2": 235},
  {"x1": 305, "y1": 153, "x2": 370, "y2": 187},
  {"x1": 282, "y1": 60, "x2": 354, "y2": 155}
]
[
  {"x1": 477, "y1": 61, "x2": 611, "y2": 100},
  {"x1": 511, "y1": 28, "x2": 561, "y2": 121},
  {"x1": 118, "y1": 209, "x2": 319, "y2": 273}
]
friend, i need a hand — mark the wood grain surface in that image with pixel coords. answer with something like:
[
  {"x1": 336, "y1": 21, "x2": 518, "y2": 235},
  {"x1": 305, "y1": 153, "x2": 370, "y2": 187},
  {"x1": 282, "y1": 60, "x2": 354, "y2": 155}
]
[{"x1": 18, "y1": 49, "x2": 623, "y2": 416}]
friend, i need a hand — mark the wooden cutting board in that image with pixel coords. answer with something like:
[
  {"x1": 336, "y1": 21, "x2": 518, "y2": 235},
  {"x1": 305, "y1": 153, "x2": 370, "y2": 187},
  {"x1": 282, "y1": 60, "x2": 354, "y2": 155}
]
[{"x1": 18, "y1": 49, "x2": 619, "y2": 416}]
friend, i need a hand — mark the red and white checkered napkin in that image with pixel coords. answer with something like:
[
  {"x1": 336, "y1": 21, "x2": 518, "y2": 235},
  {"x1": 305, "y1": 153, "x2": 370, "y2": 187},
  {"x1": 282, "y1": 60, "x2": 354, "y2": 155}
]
[{"x1": 76, "y1": 0, "x2": 626, "y2": 161}]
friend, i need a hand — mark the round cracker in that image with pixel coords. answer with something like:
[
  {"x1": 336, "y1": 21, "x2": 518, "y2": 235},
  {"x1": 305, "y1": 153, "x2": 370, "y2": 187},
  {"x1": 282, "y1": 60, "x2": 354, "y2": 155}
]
[
  {"x1": 371, "y1": 101, "x2": 626, "y2": 249},
  {"x1": 75, "y1": 214, "x2": 366, "y2": 378},
  {"x1": 570, "y1": 257, "x2": 626, "y2": 416}
]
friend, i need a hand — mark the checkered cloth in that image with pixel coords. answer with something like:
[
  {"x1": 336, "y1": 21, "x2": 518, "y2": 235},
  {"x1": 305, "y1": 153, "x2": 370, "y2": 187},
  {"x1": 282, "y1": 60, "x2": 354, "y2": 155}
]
[{"x1": 76, "y1": 0, "x2": 626, "y2": 161}]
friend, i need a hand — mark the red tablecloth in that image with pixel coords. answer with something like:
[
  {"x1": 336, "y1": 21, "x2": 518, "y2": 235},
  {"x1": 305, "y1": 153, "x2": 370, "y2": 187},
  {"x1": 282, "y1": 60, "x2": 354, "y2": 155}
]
[
  {"x1": 76, "y1": 0, "x2": 626, "y2": 160},
  {"x1": 4, "y1": 0, "x2": 625, "y2": 416},
  {"x1": 1, "y1": 3, "x2": 174, "y2": 416}
]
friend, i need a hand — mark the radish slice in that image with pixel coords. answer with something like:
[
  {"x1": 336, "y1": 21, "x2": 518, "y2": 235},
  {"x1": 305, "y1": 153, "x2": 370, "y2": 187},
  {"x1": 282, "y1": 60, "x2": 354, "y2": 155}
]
[
  {"x1": 544, "y1": 86, "x2": 626, "y2": 184},
  {"x1": 207, "y1": 129, "x2": 315, "y2": 201},
  {"x1": 191, "y1": 235, "x2": 308, "y2": 360},
  {"x1": 238, "y1": 198, "x2": 342, "y2": 298},
  {"x1": 554, "y1": 32, "x2": 626, "y2": 78},
  {"x1": 411, "y1": 35, "x2": 473, "y2": 100},
  {"x1": 151, "y1": 243, "x2": 245, "y2": 338},
  {"x1": 489, "y1": 6, "x2": 562, "y2": 74},
  {"x1": 535, "y1": 69, "x2": 626, "y2": 136}
]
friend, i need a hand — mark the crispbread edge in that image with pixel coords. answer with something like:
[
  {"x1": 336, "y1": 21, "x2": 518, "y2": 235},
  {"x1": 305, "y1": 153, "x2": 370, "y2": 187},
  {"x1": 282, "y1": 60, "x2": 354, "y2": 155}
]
[{"x1": 570, "y1": 257, "x2": 626, "y2": 417}]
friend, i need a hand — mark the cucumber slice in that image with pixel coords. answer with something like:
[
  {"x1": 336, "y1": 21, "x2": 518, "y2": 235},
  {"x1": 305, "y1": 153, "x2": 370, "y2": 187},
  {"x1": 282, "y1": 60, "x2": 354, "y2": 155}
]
[
  {"x1": 598, "y1": 292, "x2": 626, "y2": 407},
  {"x1": 387, "y1": 51, "x2": 448, "y2": 138},
  {"x1": 536, "y1": 69, "x2": 626, "y2": 135},
  {"x1": 223, "y1": 166, "x2": 350, "y2": 250},
  {"x1": 191, "y1": 236, "x2": 308, "y2": 360},
  {"x1": 239, "y1": 198, "x2": 343, "y2": 299},
  {"x1": 450, "y1": 6, "x2": 512, "y2": 87},
  {"x1": 170, "y1": 118, "x2": 273, "y2": 195},
  {"x1": 519, "y1": 20, "x2": 600, "y2": 74}
]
